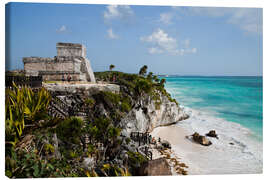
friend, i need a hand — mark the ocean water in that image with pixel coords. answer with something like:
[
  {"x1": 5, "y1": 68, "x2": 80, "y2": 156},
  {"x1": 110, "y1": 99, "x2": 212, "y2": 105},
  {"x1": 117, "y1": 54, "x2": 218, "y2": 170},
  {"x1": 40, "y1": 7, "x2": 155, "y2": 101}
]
[
  {"x1": 164, "y1": 76, "x2": 263, "y2": 141},
  {"x1": 163, "y1": 76, "x2": 263, "y2": 174}
]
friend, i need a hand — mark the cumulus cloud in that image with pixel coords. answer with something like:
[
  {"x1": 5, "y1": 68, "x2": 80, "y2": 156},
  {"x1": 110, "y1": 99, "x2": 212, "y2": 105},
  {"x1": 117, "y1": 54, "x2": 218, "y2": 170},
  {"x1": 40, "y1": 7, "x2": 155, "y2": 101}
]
[
  {"x1": 107, "y1": 28, "x2": 118, "y2": 39},
  {"x1": 159, "y1": 13, "x2": 174, "y2": 25},
  {"x1": 181, "y1": 7, "x2": 262, "y2": 34},
  {"x1": 104, "y1": 5, "x2": 134, "y2": 21},
  {"x1": 56, "y1": 25, "x2": 67, "y2": 33},
  {"x1": 140, "y1": 28, "x2": 196, "y2": 55}
]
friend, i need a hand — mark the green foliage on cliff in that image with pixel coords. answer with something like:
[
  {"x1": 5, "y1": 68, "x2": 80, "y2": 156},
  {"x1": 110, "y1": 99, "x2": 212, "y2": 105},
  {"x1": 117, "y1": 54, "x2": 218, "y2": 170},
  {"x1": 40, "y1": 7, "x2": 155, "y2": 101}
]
[
  {"x1": 6, "y1": 66, "x2": 179, "y2": 178},
  {"x1": 95, "y1": 70, "x2": 179, "y2": 106},
  {"x1": 56, "y1": 116, "x2": 84, "y2": 143}
]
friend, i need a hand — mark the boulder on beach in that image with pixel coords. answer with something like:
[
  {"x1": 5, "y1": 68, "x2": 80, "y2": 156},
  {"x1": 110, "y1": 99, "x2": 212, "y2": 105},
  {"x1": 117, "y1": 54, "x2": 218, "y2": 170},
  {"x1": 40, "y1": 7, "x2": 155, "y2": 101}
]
[
  {"x1": 138, "y1": 158, "x2": 172, "y2": 176},
  {"x1": 192, "y1": 132, "x2": 212, "y2": 146},
  {"x1": 161, "y1": 140, "x2": 171, "y2": 149},
  {"x1": 206, "y1": 130, "x2": 219, "y2": 139}
]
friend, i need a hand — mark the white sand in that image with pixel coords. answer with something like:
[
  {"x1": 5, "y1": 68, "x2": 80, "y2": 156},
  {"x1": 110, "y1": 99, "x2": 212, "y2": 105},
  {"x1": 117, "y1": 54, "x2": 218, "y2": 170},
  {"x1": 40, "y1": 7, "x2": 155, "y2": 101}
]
[
  {"x1": 151, "y1": 125, "x2": 203, "y2": 174},
  {"x1": 151, "y1": 124, "x2": 262, "y2": 175}
]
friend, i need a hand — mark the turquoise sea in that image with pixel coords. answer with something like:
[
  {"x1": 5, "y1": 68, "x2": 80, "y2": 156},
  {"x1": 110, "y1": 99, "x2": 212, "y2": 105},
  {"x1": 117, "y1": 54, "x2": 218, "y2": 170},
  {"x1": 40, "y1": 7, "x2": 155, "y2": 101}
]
[{"x1": 164, "y1": 76, "x2": 263, "y2": 141}]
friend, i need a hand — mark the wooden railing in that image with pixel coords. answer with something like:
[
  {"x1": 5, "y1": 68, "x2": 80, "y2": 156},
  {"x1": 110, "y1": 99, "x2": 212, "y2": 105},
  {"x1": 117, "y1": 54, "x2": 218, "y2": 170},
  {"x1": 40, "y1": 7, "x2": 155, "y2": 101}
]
[
  {"x1": 5, "y1": 75, "x2": 43, "y2": 88},
  {"x1": 130, "y1": 132, "x2": 153, "y2": 160}
]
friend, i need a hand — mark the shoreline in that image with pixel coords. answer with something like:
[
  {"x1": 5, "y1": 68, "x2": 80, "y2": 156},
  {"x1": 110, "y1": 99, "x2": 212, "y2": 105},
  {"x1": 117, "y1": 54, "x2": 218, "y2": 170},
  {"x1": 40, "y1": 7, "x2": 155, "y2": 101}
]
[{"x1": 151, "y1": 106, "x2": 263, "y2": 175}]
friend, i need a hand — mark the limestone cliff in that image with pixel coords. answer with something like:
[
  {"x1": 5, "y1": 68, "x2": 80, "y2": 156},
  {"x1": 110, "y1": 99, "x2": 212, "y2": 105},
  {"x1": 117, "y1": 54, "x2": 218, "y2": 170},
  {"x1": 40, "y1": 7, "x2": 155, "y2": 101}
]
[{"x1": 120, "y1": 92, "x2": 189, "y2": 136}]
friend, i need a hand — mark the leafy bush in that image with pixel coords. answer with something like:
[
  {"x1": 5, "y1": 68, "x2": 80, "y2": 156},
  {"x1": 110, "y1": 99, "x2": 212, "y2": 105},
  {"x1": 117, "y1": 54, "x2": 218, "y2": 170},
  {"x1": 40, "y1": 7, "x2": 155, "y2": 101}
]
[
  {"x1": 120, "y1": 97, "x2": 132, "y2": 112},
  {"x1": 44, "y1": 143, "x2": 55, "y2": 154},
  {"x1": 135, "y1": 79, "x2": 152, "y2": 95},
  {"x1": 101, "y1": 91, "x2": 121, "y2": 105},
  {"x1": 127, "y1": 151, "x2": 147, "y2": 174},
  {"x1": 56, "y1": 116, "x2": 83, "y2": 143},
  {"x1": 85, "y1": 98, "x2": 95, "y2": 108},
  {"x1": 6, "y1": 150, "x2": 55, "y2": 178}
]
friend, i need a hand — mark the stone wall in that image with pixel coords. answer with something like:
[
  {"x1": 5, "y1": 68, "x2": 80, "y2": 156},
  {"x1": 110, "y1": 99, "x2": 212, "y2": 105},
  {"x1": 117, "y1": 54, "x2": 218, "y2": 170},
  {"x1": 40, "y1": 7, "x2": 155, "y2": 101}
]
[
  {"x1": 23, "y1": 57, "x2": 81, "y2": 73},
  {"x1": 56, "y1": 42, "x2": 86, "y2": 57},
  {"x1": 23, "y1": 43, "x2": 95, "y2": 82},
  {"x1": 43, "y1": 83, "x2": 120, "y2": 95}
]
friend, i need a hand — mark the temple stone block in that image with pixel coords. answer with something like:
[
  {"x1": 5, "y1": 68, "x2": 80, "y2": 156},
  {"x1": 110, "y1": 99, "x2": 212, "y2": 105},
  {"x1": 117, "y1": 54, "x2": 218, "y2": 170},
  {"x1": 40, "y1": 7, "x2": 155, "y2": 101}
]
[{"x1": 23, "y1": 42, "x2": 96, "y2": 83}]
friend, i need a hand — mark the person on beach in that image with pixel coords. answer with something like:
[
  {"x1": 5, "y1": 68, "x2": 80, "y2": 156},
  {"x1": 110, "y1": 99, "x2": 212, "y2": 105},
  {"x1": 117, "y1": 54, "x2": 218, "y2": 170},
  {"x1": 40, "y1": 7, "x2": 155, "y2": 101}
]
[{"x1": 62, "y1": 74, "x2": 65, "y2": 83}]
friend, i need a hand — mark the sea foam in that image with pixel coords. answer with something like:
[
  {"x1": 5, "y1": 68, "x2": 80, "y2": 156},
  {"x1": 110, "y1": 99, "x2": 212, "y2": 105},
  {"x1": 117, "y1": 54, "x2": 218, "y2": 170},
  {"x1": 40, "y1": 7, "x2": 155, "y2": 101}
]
[{"x1": 175, "y1": 105, "x2": 263, "y2": 174}]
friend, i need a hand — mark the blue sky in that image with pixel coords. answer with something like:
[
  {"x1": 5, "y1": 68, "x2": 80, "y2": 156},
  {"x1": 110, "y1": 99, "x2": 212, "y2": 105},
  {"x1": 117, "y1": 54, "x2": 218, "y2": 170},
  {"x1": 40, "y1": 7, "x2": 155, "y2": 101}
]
[{"x1": 6, "y1": 2, "x2": 262, "y2": 76}]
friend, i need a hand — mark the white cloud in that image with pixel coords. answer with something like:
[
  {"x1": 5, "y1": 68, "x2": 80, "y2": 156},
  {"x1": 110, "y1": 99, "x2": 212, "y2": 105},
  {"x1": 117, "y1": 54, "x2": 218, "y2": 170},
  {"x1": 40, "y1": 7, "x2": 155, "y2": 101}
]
[
  {"x1": 56, "y1": 25, "x2": 67, "y2": 33},
  {"x1": 140, "y1": 28, "x2": 196, "y2": 55},
  {"x1": 107, "y1": 28, "x2": 118, "y2": 39},
  {"x1": 182, "y1": 7, "x2": 262, "y2": 34},
  {"x1": 159, "y1": 13, "x2": 173, "y2": 25},
  {"x1": 104, "y1": 5, "x2": 134, "y2": 21},
  {"x1": 226, "y1": 8, "x2": 262, "y2": 34},
  {"x1": 140, "y1": 28, "x2": 178, "y2": 54},
  {"x1": 149, "y1": 47, "x2": 163, "y2": 54}
]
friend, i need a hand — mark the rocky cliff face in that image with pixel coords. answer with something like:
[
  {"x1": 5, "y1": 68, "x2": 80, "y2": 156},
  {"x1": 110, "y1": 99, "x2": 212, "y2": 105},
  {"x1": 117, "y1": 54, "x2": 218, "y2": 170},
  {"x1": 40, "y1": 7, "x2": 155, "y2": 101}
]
[{"x1": 120, "y1": 92, "x2": 189, "y2": 136}]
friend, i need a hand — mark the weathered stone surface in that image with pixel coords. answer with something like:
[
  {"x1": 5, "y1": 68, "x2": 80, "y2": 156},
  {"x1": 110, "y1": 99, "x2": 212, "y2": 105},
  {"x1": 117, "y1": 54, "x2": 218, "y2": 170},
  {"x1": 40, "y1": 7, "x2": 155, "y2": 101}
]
[
  {"x1": 43, "y1": 83, "x2": 120, "y2": 95},
  {"x1": 82, "y1": 157, "x2": 95, "y2": 171},
  {"x1": 23, "y1": 42, "x2": 95, "y2": 82},
  {"x1": 56, "y1": 42, "x2": 86, "y2": 57},
  {"x1": 138, "y1": 158, "x2": 172, "y2": 176},
  {"x1": 120, "y1": 92, "x2": 189, "y2": 136}
]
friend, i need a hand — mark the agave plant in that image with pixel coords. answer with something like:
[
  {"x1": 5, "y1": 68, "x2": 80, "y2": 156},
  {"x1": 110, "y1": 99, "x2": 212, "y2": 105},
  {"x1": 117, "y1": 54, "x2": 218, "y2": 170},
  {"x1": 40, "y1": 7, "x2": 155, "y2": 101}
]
[
  {"x1": 5, "y1": 84, "x2": 51, "y2": 147},
  {"x1": 23, "y1": 87, "x2": 51, "y2": 123}
]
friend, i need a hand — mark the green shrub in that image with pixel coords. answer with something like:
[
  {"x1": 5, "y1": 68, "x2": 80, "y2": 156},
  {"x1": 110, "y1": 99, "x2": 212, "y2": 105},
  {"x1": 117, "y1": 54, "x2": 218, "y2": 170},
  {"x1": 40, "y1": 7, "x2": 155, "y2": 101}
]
[
  {"x1": 127, "y1": 151, "x2": 147, "y2": 169},
  {"x1": 85, "y1": 98, "x2": 95, "y2": 108},
  {"x1": 44, "y1": 143, "x2": 55, "y2": 154},
  {"x1": 101, "y1": 91, "x2": 121, "y2": 105},
  {"x1": 135, "y1": 79, "x2": 152, "y2": 95},
  {"x1": 6, "y1": 150, "x2": 55, "y2": 178},
  {"x1": 56, "y1": 116, "x2": 83, "y2": 143},
  {"x1": 125, "y1": 138, "x2": 131, "y2": 145},
  {"x1": 120, "y1": 98, "x2": 132, "y2": 112}
]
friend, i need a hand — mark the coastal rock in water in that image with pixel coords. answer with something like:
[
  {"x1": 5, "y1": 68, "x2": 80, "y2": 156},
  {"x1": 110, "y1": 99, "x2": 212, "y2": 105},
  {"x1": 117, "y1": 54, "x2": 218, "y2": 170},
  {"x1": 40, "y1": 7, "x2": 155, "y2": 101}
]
[
  {"x1": 138, "y1": 158, "x2": 172, "y2": 176},
  {"x1": 120, "y1": 92, "x2": 189, "y2": 136},
  {"x1": 206, "y1": 130, "x2": 218, "y2": 139},
  {"x1": 192, "y1": 132, "x2": 212, "y2": 146}
]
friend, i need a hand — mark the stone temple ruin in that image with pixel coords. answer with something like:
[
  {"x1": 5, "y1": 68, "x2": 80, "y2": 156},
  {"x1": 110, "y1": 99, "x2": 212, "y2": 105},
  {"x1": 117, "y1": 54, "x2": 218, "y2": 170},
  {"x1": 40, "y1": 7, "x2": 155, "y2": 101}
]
[{"x1": 23, "y1": 42, "x2": 96, "y2": 83}]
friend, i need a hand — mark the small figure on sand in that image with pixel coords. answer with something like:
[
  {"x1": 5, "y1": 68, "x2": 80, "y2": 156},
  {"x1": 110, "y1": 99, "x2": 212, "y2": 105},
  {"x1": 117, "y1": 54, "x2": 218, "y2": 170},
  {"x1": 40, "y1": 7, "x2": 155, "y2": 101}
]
[{"x1": 62, "y1": 74, "x2": 65, "y2": 82}]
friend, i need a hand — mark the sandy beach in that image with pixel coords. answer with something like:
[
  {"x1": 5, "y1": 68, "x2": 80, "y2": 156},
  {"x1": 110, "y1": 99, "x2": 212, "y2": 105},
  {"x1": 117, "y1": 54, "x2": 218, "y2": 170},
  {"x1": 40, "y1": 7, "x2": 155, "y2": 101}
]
[{"x1": 151, "y1": 121, "x2": 263, "y2": 175}]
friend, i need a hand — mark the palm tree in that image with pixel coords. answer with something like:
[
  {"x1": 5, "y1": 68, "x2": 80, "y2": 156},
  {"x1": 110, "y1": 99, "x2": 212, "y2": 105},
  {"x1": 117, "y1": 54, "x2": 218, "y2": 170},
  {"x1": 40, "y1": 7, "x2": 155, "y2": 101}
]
[
  {"x1": 153, "y1": 75, "x2": 159, "y2": 83},
  {"x1": 139, "y1": 65, "x2": 148, "y2": 76},
  {"x1": 147, "y1": 72, "x2": 153, "y2": 81},
  {"x1": 160, "y1": 78, "x2": 166, "y2": 86},
  {"x1": 109, "y1": 64, "x2": 115, "y2": 71}
]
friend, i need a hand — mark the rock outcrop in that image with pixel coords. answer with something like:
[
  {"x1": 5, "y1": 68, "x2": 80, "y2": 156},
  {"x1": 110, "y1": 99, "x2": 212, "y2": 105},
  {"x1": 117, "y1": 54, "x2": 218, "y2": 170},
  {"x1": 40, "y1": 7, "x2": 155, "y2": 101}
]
[
  {"x1": 138, "y1": 158, "x2": 172, "y2": 176},
  {"x1": 206, "y1": 130, "x2": 218, "y2": 139},
  {"x1": 120, "y1": 92, "x2": 189, "y2": 136},
  {"x1": 192, "y1": 132, "x2": 212, "y2": 146}
]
